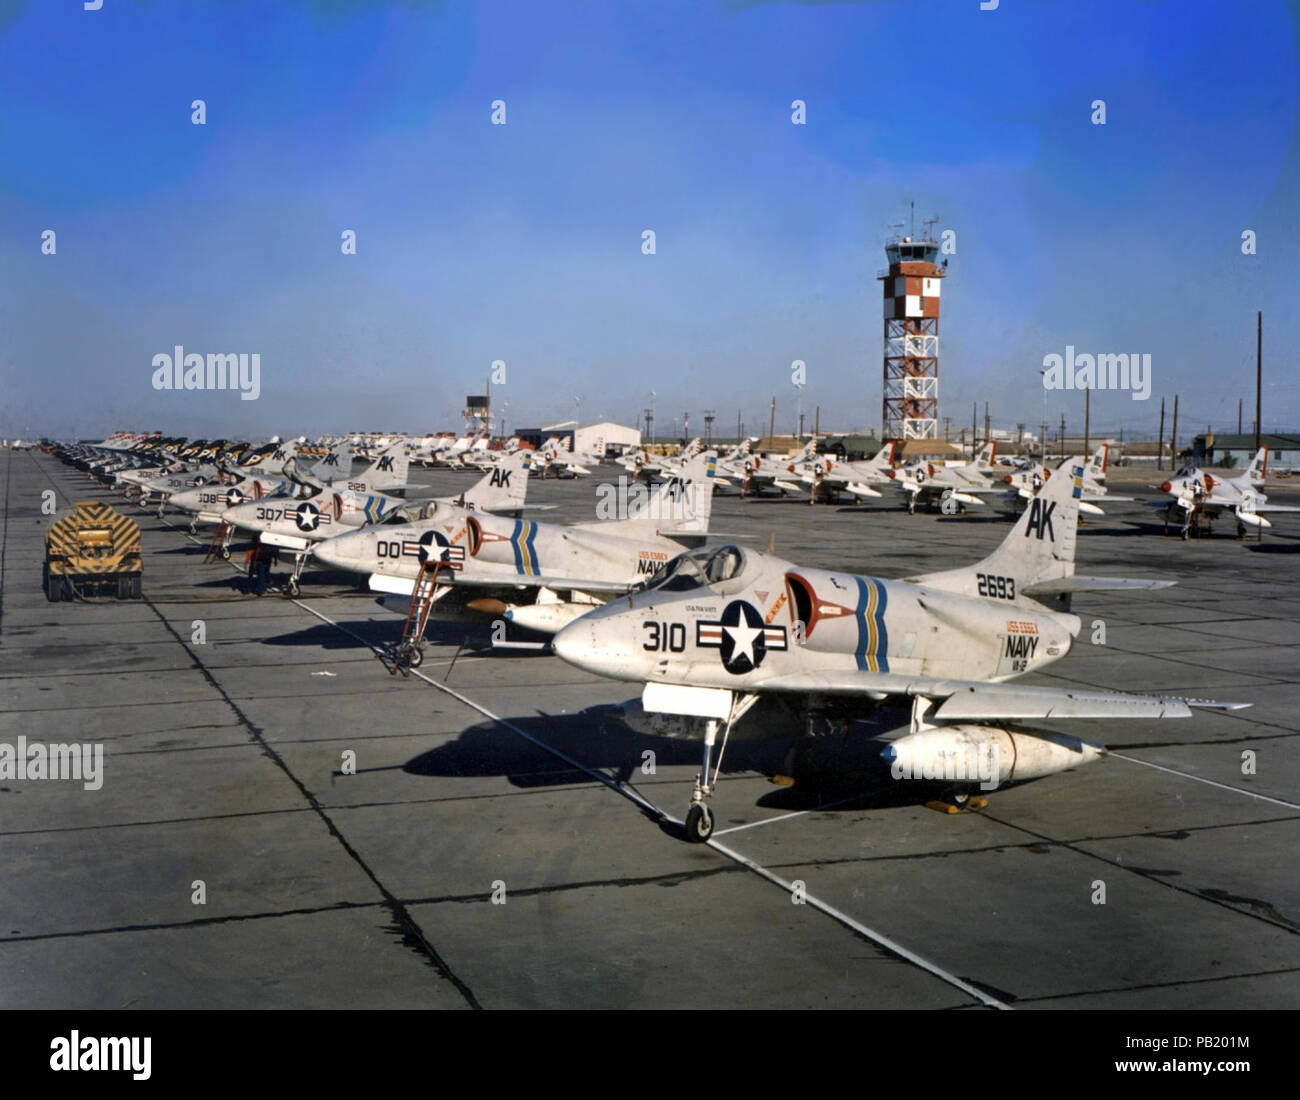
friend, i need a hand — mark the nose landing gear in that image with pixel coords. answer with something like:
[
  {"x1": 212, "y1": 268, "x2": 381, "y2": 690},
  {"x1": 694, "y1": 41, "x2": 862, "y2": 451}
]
[{"x1": 681, "y1": 693, "x2": 758, "y2": 843}]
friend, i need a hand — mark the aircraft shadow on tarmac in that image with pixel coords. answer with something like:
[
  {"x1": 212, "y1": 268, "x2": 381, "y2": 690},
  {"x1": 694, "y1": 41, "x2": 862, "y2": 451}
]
[
  {"x1": 401, "y1": 705, "x2": 956, "y2": 815},
  {"x1": 260, "y1": 618, "x2": 487, "y2": 650}
]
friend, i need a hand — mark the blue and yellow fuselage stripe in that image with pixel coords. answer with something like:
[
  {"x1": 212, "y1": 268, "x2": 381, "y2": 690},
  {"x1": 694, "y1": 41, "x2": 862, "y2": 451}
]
[
  {"x1": 511, "y1": 519, "x2": 540, "y2": 575},
  {"x1": 362, "y1": 495, "x2": 388, "y2": 524},
  {"x1": 853, "y1": 576, "x2": 889, "y2": 672}
]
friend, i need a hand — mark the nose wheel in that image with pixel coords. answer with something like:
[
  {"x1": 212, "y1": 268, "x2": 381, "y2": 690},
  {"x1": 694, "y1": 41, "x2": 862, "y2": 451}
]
[
  {"x1": 283, "y1": 549, "x2": 310, "y2": 597},
  {"x1": 684, "y1": 802, "x2": 713, "y2": 842},
  {"x1": 680, "y1": 695, "x2": 757, "y2": 843}
]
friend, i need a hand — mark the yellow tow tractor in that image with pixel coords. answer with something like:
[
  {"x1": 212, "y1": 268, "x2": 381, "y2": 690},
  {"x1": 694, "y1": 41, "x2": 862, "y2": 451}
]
[{"x1": 44, "y1": 500, "x2": 143, "y2": 602}]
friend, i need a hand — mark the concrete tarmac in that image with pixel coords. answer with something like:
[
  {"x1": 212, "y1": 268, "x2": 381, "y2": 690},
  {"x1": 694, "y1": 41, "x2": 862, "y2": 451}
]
[{"x1": 2, "y1": 448, "x2": 1298, "y2": 1008}]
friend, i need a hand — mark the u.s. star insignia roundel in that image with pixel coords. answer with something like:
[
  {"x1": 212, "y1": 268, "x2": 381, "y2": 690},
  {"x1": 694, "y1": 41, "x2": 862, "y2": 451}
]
[
  {"x1": 696, "y1": 599, "x2": 788, "y2": 675},
  {"x1": 226, "y1": 487, "x2": 244, "y2": 506},
  {"x1": 416, "y1": 529, "x2": 466, "y2": 568},
  {"x1": 294, "y1": 501, "x2": 320, "y2": 531}
]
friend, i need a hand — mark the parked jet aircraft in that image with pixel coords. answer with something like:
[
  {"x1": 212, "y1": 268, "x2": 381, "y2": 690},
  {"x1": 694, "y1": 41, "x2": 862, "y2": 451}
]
[
  {"x1": 890, "y1": 442, "x2": 1004, "y2": 514},
  {"x1": 1003, "y1": 444, "x2": 1132, "y2": 517},
  {"x1": 1156, "y1": 447, "x2": 1298, "y2": 537},
  {"x1": 221, "y1": 450, "x2": 534, "y2": 594},
  {"x1": 793, "y1": 442, "x2": 898, "y2": 503},
  {"x1": 552, "y1": 457, "x2": 1239, "y2": 841},
  {"x1": 312, "y1": 453, "x2": 718, "y2": 656}
]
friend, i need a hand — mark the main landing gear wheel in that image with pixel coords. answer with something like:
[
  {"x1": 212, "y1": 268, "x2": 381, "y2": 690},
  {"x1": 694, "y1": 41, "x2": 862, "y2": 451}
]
[
  {"x1": 220, "y1": 545, "x2": 231, "y2": 560},
  {"x1": 684, "y1": 803, "x2": 713, "y2": 843},
  {"x1": 286, "y1": 578, "x2": 300, "y2": 597},
  {"x1": 394, "y1": 640, "x2": 424, "y2": 670}
]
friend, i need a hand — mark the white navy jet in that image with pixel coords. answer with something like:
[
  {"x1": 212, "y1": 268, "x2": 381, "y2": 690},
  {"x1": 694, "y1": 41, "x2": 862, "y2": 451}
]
[
  {"x1": 890, "y1": 441, "x2": 1005, "y2": 514},
  {"x1": 312, "y1": 452, "x2": 719, "y2": 655},
  {"x1": 792, "y1": 442, "x2": 898, "y2": 503},
  {"x1": 553, "y1": 457, "x2": 1242, "y2": 841},
  {"x1": 1003, "y1": 444, "x2": 1132, "y2": 517},
  {"x1": 220, "y1": 449, "x2": 534, "y2": 594},
  {"x1": 1156, "y1": 447, "x2": 1300, "y2": 538}
]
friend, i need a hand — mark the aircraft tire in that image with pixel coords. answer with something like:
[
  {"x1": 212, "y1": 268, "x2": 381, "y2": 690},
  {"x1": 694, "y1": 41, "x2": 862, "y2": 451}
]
[{"x1": 683, "y1": 803, "x2": 713, "y2": 843}]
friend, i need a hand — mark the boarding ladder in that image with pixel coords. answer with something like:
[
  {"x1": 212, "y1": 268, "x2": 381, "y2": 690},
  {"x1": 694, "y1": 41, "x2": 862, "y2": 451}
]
[
  {"x1": 391, "y1": 560, "x2": 446, "y2": 675},
  {"x1": 203, "y1": 521, "x2": 235, "y2": 564}
]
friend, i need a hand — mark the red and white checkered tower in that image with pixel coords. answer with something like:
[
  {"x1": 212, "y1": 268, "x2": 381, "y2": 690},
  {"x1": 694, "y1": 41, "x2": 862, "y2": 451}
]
[{"x1": 879, "y1": 218, "x2": 945, "y2": 440}]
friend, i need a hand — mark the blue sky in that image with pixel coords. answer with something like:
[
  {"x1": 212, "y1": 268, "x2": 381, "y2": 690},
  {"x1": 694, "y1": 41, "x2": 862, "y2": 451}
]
[{"x1": 1, "y1": 0, "x2": 1297, "y2": 441}]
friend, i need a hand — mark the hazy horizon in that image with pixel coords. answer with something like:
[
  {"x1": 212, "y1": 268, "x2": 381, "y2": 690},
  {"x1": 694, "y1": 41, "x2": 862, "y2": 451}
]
[{"x1": 3, "y1": 0, "x2": 1297, "y2": 442}]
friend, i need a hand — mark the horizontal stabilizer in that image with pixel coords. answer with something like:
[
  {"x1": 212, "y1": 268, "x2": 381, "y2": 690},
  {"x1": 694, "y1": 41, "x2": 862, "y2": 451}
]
[{"x1": 1022, "y1": 576, "x2": 1176, "y2": 596}]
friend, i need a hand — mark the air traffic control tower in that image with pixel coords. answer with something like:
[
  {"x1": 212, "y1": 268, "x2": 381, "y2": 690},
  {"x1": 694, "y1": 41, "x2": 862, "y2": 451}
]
[{"x1": 879, "y1": 225, "x2": 945, "y2": 440}]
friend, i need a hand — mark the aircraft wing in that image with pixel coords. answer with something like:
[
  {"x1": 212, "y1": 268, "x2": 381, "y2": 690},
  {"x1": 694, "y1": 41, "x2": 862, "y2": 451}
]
[
  {"x1": 450, "y1": 572, "x2": 634, "y2": 593},
  {"x1": 748, "y1": 670, "x2": 1246, "y2": 720},
  {"x1": 1022, "y1": 576, "x2": 1176, "y2": 596},
  {"x1": 1250, "y1": 502, "x2": 1300, "y2": 514},
  {"x1": 368, "y1": 570, "x2": 633, "y2": 598}
]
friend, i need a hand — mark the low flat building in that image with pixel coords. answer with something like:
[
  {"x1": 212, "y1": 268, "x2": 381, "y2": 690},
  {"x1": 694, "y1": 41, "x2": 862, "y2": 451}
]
[{"x1": 1193, "y1": 432, "x2": 1300, "y2": 471}]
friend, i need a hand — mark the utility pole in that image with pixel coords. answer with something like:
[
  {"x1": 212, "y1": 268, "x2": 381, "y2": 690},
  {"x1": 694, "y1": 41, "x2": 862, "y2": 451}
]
[
  {"x1": 944, "y1": 416, "x2": 951, "y2": 442},
  {"x1": 971, "y1": 402, "x2": 977, "y2": 457},
  {"x1": 1237, "y1": 398, "x2": 1242, "y2": 435},
  {"x1": 798, "y1": 412, "x2": 805, "y2": 438},
  {"x1": 983, "y1": 402, "x2": 990, "y2": 450},
  {"x1": 736, "y1": 409, "x2": 742, "y2": 444},
  {"x1": 1157, "y1": 396, "x2": 1166, "y2": 471},
  {"x1": 1059, "y1": 414, "x2": 1066, "y2": 460},
  {"x1": 1256, "y1": 311, "x2": 1263, "y2": 454},
  {"x1": 704, "y1": 409, "x2": 715, "y2": 446},
  {"x1": 814, "y1": 405, "x2": 820, "y2": 437},
  {"x1": 1083, "y1": 386, "x2": 1090, "y2": 456},
  {"x1": 768, "y1": 396, "x2": 776, "y2": 448},
  {"x1": 1171, "y1": 393, "x2": 1180, "y2": 468}
]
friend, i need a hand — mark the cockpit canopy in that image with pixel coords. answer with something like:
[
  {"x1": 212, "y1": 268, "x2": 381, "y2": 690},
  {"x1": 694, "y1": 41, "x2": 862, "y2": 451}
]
[
  {"x1": 382, "y1": 499, "x2": 441, "y2": 524},
  {"x1": 642, "y1": 543, "x2": 748, "y2": 593}
]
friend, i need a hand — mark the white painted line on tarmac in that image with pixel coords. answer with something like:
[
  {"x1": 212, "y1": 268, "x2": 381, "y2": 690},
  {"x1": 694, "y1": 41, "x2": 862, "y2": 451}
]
[
  {"x1": 1108, "y1": 751, "x2": 1300, "y2": 811},
  {"x1": 155, "y1": 508, "x2": 1010, "y2": 1010}
]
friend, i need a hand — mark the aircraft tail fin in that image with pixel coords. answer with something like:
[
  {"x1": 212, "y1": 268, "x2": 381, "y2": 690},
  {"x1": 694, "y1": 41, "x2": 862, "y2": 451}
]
[
  {"x1": 869, "y1": 442, "x2": 897, "y2": 470},
  {"x1": 310, "y1": 441, "x2": 351, "y2": 483},
  {"x1": 358, "y1": 441, "x2": 409, "y2": 491},
  {"x1": 460, "y1": 450, "x2": 532, "y2": 513},
  {"x1": 1247, "y1": 446, "x2": 1268, "y2": 481},
  {"x1": 652, "y1": 451, "x2": 717, "y2": 541},
  {"x1": 909, "y1": 457, "x2": 1085, "y2": 601}
]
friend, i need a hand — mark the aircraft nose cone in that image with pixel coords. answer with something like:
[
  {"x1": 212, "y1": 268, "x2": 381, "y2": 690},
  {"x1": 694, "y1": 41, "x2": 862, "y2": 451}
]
[
  {"x1": 312, "y1": 535, "x2": 347, "y2": 568},
  {"x1": 1160, "y1": 481, "x2": 1172, "y2": 493},
  {"x1": 551, "y1": 621, "x2": 590, "y2": 669},
  {"x1": 1003, "y1": 475, "x2": 1012, "y2": 484}
]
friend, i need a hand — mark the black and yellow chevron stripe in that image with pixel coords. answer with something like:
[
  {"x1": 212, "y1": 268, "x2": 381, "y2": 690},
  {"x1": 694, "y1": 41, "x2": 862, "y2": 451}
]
[{"x1": 45, "y1": 501, "x2": 142, "y2": 576}]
